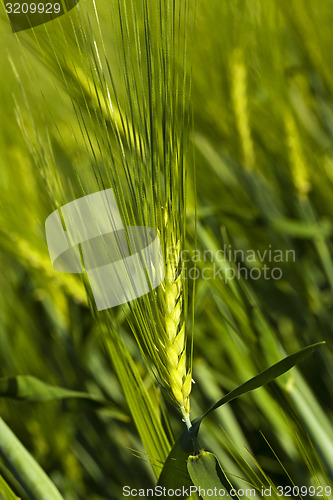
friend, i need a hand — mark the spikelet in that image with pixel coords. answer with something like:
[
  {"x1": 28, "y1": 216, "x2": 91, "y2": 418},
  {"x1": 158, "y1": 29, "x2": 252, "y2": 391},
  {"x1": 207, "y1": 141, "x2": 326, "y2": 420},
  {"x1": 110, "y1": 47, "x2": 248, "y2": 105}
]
[{"x1": 161, "y1": 214, "x2": 192, "y2": 428}]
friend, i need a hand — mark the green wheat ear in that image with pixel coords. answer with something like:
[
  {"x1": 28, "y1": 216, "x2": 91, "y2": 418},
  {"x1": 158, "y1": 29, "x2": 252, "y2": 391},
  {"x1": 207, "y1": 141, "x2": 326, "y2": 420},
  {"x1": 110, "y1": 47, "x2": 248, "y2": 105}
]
[
  {"x1": 12, "y1": 0, "x2": 195, "y2": 427},
  {"x1": 163, "y1": 251, "x2": 192, "y2": 427}
]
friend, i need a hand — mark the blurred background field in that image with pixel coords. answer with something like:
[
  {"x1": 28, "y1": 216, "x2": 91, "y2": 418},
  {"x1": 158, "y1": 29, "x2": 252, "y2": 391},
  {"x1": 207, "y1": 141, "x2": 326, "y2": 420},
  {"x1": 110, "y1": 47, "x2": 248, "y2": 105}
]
[{"x1": 0, "y1": 1, "x2": 333, "y2": 499}]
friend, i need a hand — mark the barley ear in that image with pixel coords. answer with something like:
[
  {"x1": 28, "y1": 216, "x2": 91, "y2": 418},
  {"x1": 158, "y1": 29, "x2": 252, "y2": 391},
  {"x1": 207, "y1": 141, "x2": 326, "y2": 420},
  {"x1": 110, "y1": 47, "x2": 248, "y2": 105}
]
[{"x1": 164, "y1": 252, "x2": 192, "y2": 428}]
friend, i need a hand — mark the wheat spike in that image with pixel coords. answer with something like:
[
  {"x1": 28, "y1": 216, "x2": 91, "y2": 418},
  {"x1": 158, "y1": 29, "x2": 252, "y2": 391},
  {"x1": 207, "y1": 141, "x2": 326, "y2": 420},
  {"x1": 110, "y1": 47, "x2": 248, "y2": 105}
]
[{"x1": 161, "y1": 220, "x2": 192, "y2": 428}]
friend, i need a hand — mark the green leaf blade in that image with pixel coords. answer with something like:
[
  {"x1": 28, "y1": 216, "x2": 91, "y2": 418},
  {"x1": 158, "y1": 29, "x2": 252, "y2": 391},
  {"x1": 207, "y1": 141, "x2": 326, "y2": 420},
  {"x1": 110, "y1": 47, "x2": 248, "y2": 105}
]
[
  {"x1": 0, "y1": 417, "x2": 64, "y2": 500},
  {"x1": 0, "y1": 375, "x2": 106, "y2": 405},
  {"x1": 199, "y1": 342, "x2": 325, "y2": 423},
  {"x1": 0, "y1": 474, "x2": 20, "y2": 500},
  {"x1": 156, "y1": 427, "x2": 199, "y2": 499},
  {"x1": 187, "y1": 451, "x2": 231, "y2": 499},
  {"x1": 0, "y1": 375, "x2": 130, "y2": 421}
]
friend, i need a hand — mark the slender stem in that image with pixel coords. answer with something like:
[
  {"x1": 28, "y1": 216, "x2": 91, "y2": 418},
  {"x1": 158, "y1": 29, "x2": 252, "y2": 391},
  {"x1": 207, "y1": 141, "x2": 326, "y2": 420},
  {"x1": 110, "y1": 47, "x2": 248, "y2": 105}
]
[
  {"x1": 181, "y1": 406, "x2": 192, "y2": 430},
  {"x1": 180, "y1": 409, "x2": 201, "y2": 456}
]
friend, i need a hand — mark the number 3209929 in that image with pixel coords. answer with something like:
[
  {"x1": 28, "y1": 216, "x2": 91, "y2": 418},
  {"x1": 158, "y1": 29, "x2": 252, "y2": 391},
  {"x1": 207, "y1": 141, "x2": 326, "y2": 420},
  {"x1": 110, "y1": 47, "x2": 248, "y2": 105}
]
[{"x1": 5, "y1": 3, "x2": 61, "y2": 14}]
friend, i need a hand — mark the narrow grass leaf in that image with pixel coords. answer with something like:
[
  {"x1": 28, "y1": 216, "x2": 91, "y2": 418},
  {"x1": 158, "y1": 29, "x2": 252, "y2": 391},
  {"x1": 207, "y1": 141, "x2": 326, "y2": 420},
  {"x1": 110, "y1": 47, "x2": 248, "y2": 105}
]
[
  {"x1": 271, "y1": 217, "x2": 332, "y2": 239},
  {"x1": 0, "y1": 375, "x2": 125, "y2": 414},
  {"x1": 0, "y1": 417, "x2": 64, "y2": 500},
  {"x1": 193, "y1": 342, "x2": 325, "y2": 428},
  {"x1": 0, "y1": 474, "x2": 20, "y2": 500}
]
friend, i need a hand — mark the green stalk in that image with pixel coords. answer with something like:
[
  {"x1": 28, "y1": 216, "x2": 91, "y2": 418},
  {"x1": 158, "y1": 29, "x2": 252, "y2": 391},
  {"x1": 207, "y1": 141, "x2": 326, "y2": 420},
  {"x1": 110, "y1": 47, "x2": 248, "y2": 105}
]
[{"x1": 0, "y1": 417, "x2": 64, "y2": 500}]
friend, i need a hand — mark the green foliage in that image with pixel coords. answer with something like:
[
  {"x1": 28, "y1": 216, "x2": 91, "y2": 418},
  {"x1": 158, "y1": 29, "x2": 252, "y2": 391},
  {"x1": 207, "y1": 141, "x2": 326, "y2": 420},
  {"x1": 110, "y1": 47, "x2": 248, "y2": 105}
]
[
  {"x1": 0, "y1": 474, "x2": 20, "y2": 500},
  {"x1": 196, "y1": 342, "x2": 325, "y2": 424},
  {"x1": 187, "y1": 452, "x2": 230, "y2": 498},
  {"x1": 0, "y1": 375, "x2": 130, "y2": 421},
  {"x1": 0, "y1": 417, "x2": 64, "y2": 500},
  {"x1": 158, "y1": 343, "x2": 325, "y2": 494}
]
